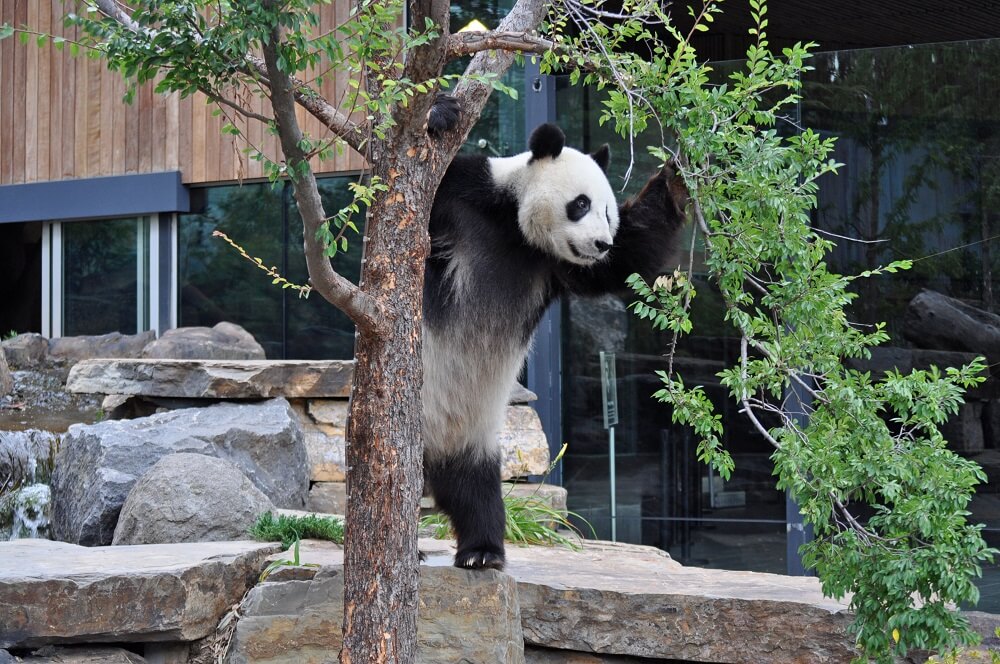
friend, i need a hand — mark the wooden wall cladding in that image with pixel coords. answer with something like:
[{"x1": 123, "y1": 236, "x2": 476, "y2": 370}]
[{"x1": 0, "y1": 0, "x2": 366, "y2": 186}]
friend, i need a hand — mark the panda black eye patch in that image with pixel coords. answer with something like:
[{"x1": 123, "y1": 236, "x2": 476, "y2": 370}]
[{"x1": 566, "y1": 195, "x2": 591, "y2": 222}]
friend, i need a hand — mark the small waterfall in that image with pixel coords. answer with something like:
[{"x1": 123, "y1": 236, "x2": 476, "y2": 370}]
[
  {"x1": 8, "y1": 483, "x2": 51, "y2": 540},
  {"x1": 1, "y1": 429, "x2": 59, "y2": 539}
]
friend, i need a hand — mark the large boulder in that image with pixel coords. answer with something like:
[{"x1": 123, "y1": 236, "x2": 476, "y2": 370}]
[
  {"x1": 141, "y1": 322, "x2": 266, "y2": 360},
  {"x1": 1, "y1": 333, "x2": 49, "y2": 368},
  {"x1": 113, "y1": 453, "x2": 274, "y2": 545},
  {"x1": 51, "y1": 398, "x2": 308, "y2": 546},
  {"x1": 48, "y1": 331, "x2": 156, "y2": 363}
]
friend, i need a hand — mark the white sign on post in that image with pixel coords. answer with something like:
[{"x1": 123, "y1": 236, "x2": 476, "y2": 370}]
[{"x1": 599, "y1": 351, "x2": 618, "y2": 541}]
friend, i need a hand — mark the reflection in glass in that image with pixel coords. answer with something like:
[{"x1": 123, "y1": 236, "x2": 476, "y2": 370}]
[
  {"x1": 62, "y1": 217, "x2": 145, "y2": 336},
  {"x1": 178, "y1": 177, "x2": 364, "y2": 359},
  {"x1": 559, "y1": 39, "x2": 1000, "y2": 600}
]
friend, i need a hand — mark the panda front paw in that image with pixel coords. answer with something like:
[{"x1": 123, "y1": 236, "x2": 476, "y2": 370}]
[
  {"x1": 427, "y1": 93, "x2": 461, "y2": 137},
  {"x1": 454, "y1": 546, "x2": 506, "y2": 571}
]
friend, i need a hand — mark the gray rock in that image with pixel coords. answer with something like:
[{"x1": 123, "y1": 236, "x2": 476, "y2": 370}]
[
  {"x1": 49, "y1": 331, "x2": 156, "y2": 363},
  {"x1": 2, "y1": 333, "x2": 49, "y2": 368},
  {"x1": 23, "y1": 645, "x2": 147, "y2": 662},
  {"x1": 0, "y1": 539, "x2": 280, "y2": 649},
  {"x1": 941, "y1": 401, "x2": 985, "y2": 453},
  {"x1": 141, "y1": 322, "x2": 265, "y2": 360},
  {"x1": 524, "y1": 647, "x2": 661, "y2": 663},
  {"x1": 497, "y1": 405, "x2": 551, "y2": 479},
  {"x1": 66, "y1": 359, "x2": 353, "y2": 399},
  {"x1": 510, "y1": 383, "x2": 538, "y2": 404},
  {"x1": 51, "y1": 399, "x2": 308, "y2": 546},
  {"x1": 568, "y1": 295, "x2": 628, "y2": 356},
  {"x1": 307, "y1": 481, "x2": 346, "y2": 515},
  {"x1": 0, "y1": 649, "x2": 14, "y2": 664},
  {"x1": 227, "y1": 563, "x2": 524, "y2": 664},
  {"x1": 0, "y1": 348, "x2": 11, "y2": 397},
  {"x1": 113, "y1": 453, "x2": 274, "y2": 545},
  {"x1": 508, "y1": 543, "x2": 857, "y2": 663},
  {"x1": 238, "y1": 538, "x2": 858, "y2": 664}
]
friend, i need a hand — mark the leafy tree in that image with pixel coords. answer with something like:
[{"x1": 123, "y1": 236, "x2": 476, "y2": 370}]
[{"x1": 5, "y1": 0, "x2": 995, "y2": 661}]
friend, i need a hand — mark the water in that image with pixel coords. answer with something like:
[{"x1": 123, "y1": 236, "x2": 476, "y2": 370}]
[
  {"x1": 1, "y1": 429, "x2": 60, "y2": 540},
  {"x1": 7, "y1": 483, "x2": 51, "y2": 539}
]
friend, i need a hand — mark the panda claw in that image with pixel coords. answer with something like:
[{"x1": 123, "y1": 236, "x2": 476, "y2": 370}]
[{"x1": 454, "y1": 548, "x2": 505, "y2": 571}]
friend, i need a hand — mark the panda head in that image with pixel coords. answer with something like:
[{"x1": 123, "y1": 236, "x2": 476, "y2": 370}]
[{"x1": 493, "y1": 124, "x2": 620, "y2": 266}]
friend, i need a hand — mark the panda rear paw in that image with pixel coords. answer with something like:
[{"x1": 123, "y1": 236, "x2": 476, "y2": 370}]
[{"x1": 454, "y1": 546, "x2": 505, "y2": 571}]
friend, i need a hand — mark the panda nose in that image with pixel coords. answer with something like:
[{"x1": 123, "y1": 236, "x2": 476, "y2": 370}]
[{"x1": 594, "y1": 240, "x2": 612, "y2": 253}]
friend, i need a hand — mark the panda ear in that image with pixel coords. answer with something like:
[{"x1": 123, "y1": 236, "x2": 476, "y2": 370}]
[
  {"x1": 529, "y1": 124, "x2": 565, "y2": 161},
  {"x1": 590, "y1": 144, "x2": 610, "y2": 173}
]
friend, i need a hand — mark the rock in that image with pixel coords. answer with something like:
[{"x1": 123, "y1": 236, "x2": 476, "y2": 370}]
[
  {"x1": 498, "y1": 405, "x2": 551, "y2": 479},
  {"x1": 66, "y1": 359, "x2": 353, "y2": 399},
  {"x1": 51, "y1": 399, "x2": 307, "y2": 546},
  {"x1": 941, "y1": 401, "x2": 985, "y2": 453},
  {"x1": 296, "y1": 399, "x2": 549, "y2": 483},
  {"x1": 0, "y1": 347, "x2": 12, "y2": 397},
  {"x1": 141, "y1": 322, "x2": 266, "y2": 360},
  {"x1": 49, "y1": 331, "x2": 156, "y2": 363},
  {"x1": 23, "y1": 646, "x2": 146, "y2": 662},
  {"x1": 227, "y1": 563, "x2": 524, "y2": 664},
  {"x1": 503, "y1": 483, "x2": 568, "y2": 515},
  {"x1": 113, "y1": 453, "x2": 274, "y2": 545},
  {"x1": 510, "y1": 383, "x2": 538, "y2": 404},
  {"x1": 524, "y1": 647, "x2": 660, "y2": 663},
  {"x1": 507, "y1": 543, "x2": 857, "y2": 663},
  {"x1": 568, "y1": 295, "x2": 628, "y2": 357},
  {"x1": 2, "y1": 333, "x2": 49, "y2": 368},
  {"x1": 238, "y1": 538, "x2": 857, "y2": 664},
  {"x1": 0, "y1": 539, "x2": 281, "y2": 648},
  {"x1": 292, "y1": 400, "x2": 347, "y2": 483},
  {"x1": 307, "y1": 481, "x2": 346, "y2": 515},
  {"x1": 905, "y1": 291, "x2": 1000, "y2": 365}
]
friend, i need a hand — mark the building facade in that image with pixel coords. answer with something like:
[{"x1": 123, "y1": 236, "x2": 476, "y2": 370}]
[{"x1": 3, "y1": 0, "x2": 1000, "y2": 608}]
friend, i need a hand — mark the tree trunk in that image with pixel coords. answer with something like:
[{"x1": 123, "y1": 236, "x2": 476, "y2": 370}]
[{"x1": 341, "y1": 127, "x2": 449, "y2": 663}]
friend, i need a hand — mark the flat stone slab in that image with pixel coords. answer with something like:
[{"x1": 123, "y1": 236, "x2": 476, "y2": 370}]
[
  {"x1": 66, "y1": 359, "x2": 353, "y2": 399},
  {"x1": 0, "y1": 539, "x2": 281, "y2": 649},
  {"x1": 229, "y1": 560, "x2": 524, "y2": 664},
  {"x1": 245, "y1": 539, "x2": 857, "y2": 664}
]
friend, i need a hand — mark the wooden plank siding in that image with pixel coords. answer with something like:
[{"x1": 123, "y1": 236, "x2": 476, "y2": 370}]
[{"x1": 0, "y1": 0, "x2": 365, "y2": 187}]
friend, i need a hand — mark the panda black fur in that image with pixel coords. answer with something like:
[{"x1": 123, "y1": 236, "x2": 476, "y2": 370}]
[{"x1": 423, "y1": 122, "x2": 688, "y2": 570}]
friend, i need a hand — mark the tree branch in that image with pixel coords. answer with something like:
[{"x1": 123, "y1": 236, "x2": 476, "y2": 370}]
[
  {"x1": 445, "y1": 30, "x2": 555, "y2": 60},
  {"x1": 259, "y1": 22, "x2": 386, "y2": 338}
]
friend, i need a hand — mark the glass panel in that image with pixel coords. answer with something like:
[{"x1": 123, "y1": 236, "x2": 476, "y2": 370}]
[
  {"x1": 178, "y1": 182, "x2": 284, "y2": 357},
  {"x1": 802, "y1": 39, "x2": 1000, "y2": 606},
  {"x1": 449, "y1": 0, "x2": 523, "y2": 155},
  {"x1": 62, "y1": 218, "x2": 141, "y2": 336},
  {"x1": 178, "y1": 177, "x2": 365, "y2": 359},
  {"x1": 286, "y1": 178, "x2": 365, "y2": 360}
]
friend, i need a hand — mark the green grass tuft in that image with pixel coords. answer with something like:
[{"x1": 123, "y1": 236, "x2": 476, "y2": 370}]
[{"x1": 249, "y1": 511, "x2": 345, "y2": 548}]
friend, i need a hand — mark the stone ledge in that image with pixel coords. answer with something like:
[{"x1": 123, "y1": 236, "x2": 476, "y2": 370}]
[
  {"x1": 245, "y1": 538, "x2": 857, "y2": 664},
  {"x1": 66, "y1": 359, "x2": 353, "y2": 399},
  {"x1": 0, "y1": 539, "x2": 282, "y2": 649}
]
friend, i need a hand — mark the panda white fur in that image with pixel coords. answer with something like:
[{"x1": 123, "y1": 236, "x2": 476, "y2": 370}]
[{"x1": 423, "y1": 121, "x2": 687, "y2": 570}]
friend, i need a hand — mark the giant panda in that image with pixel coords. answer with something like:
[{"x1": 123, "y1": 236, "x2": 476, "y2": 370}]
[{"x1": 423, "y1": 120, "x2": 688, "y2": 570}]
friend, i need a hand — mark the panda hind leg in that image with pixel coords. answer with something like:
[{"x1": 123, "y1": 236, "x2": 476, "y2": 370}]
[{"x1": 426, "y1": 450, "x2": 506, "y2": 570}]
